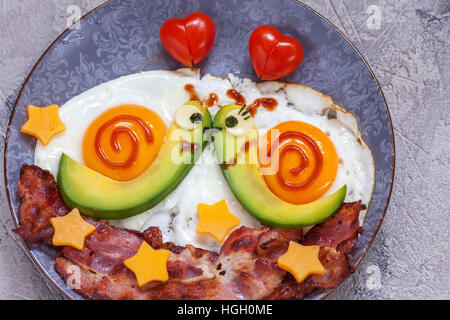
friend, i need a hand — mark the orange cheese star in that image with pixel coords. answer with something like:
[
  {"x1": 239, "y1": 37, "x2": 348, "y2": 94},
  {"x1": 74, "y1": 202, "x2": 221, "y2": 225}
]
[
  {"x1": 124, "y1": 241, "x2": 170, "y2": 286},
  {"x1": 196, "y1": 200, "x2": 240, "y2": 243},
  {"x1": 50, "y1": 208, "x2": 96, "y2": 251},
  {"x1": 21, "y1": 104, "x2": 65, "y2": 145},
  {"x1": 277, "y1": 241, "x2": 325, "y2": 283}
]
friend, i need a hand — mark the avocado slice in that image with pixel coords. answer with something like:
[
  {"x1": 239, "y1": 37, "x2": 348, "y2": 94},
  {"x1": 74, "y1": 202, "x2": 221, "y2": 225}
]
[
  {"x1": 57, "y1": 101, "x2": 212, "y2": 219},
  {"x1": 212, "y1": 104, "x2": 346, "y2": 228}
]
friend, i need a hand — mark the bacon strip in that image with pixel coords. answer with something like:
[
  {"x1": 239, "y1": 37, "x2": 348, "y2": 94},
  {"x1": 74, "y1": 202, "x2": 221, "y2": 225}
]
[
  {"x1": 14, "y1": 165, "x2": 362, "y2": 300},
  {"x1": 54, "y1": 225, "x2": 298, "y2": 300},
  {"x1": 266, "y1": 202, "x2": 363, "y2": 299},
  {"x1": 15, "y1": 165, "x2": 69, "y2": 245}
]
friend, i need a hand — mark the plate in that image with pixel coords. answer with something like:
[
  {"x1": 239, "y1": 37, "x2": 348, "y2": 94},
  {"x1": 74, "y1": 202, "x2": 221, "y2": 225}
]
[{"x1": 4, "y1": 0, "x2": 394, "y2": 300}]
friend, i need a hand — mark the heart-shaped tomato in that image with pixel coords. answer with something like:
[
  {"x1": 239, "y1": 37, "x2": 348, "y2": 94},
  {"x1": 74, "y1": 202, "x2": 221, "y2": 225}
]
[
  {"x1": 160, "y1": 12, "x2": 215, "y2": 67},
  {"x1": 249, "y1": 25, "x2": 304, "y2": 80}
]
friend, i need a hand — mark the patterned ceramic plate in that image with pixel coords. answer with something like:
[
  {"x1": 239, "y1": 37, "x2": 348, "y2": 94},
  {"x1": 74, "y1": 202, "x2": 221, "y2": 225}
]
[{"x1": 4, "y1": 0, "x2": 394, "y2": 300}]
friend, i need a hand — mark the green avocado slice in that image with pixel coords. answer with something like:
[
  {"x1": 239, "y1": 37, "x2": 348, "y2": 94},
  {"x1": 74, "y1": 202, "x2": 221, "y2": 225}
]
[
  {"x1": 57, "y1": 101, "x2": 212, "y2": 219},
  {"x1": 212, "y1": 104, "x2": 346, "y2": 228}
]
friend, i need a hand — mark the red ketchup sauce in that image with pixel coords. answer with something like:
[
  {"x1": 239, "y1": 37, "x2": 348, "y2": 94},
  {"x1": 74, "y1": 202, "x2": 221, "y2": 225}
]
[
  {"x1": 268, "y1": 131, "x2": 323, "y2": 190},
  {"x1": 247, "y1": 98, "x2": 278, "y2": 116},
  {"x1": 226, "y1": 89, "x2": 246, "y2": 105},
  {"x1": 94, "y1": 115, "x2": 153, "y2": 169},
  {"x1": 184, "y1": 84, "x2": 201, "y2": 101},
  {"x1": 205, "y1": 93, "x2": 218, "y2": 107}
]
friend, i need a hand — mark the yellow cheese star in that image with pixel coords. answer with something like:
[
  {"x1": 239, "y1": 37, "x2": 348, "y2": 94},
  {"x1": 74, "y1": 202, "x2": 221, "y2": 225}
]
[
  {"x1": 124, "y1": 241, "x2": 170, "y2": 287},
  {"x1": 21, "y1": 104, "x2": 66, "y2": 145},
  {"x1": 277, "y1": 241, "x2": 325, "y2": 283},
  {"x1": 196, "y1": 200, "x2": 240, "y2": 243},
  {"x1": 50, "y1": 208, "x2": 96, "y2": 251}
]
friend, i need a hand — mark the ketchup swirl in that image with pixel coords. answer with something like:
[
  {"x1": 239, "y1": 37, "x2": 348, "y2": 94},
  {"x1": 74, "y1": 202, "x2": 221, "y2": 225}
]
[
  {"x1": 94, "y1": 115, "x2": 153, "y2": 169},
  {"x1": 268, "y1": 131, "x2": 323, "y2": 190}
]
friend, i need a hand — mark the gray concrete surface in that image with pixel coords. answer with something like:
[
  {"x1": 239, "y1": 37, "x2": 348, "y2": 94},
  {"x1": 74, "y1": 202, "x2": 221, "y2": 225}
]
[{"x1": 0, "y1": 0, "x2": 448, "y2": 300}]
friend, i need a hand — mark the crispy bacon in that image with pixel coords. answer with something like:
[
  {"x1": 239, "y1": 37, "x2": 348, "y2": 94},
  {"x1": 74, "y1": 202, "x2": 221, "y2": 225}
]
[
  {"x1": 302, "y1": 202, "x2": 362, "y2": 248},
  {"x1": 15, "y1": 164, "x2": 362, "y2": 300},
  {"x1": 214, "y1": 226, "x2": 301, "y2": 299},
  {"x1": 14, "y1": 165, "x2": 69, "y2": 244},
  {"x1": 52, "y1": 226, "x2": 290, "y2": 299},
  {"x1": 266, "y1": 202, "x2": 363, "y2": 299},
  {"x1": 55, "y1": 226, "x2": 220, "y2": 300}
]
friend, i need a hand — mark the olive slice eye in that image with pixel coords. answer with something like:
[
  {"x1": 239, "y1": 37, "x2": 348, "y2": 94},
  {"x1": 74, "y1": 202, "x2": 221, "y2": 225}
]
[
  {"x1": 175, "y1": 103, "x2": 203, "y2": 130},
  {"x1": 224, "y1": 108, "x2": 253, "y2": 136},
  {"x1": 225, "y1": 115, "x2": 238, "y2": 128},
  {"x1": 190, "y1": 112, "x2": 203, "y2": 124}
]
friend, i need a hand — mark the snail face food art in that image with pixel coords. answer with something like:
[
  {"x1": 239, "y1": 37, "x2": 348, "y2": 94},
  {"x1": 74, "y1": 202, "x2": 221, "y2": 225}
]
[
  {"x1": 14, "y1": 12, "x2": 377, "y2": 300},
  {"x1": 33, "y1": 69, "x2": 374, "y2": 252}
]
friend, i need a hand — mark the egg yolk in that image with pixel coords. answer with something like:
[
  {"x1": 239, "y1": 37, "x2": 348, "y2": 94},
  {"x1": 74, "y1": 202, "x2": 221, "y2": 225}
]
[
  {"x1": 83, "y1": 105, "x2": 167, "y2": 181},
  {"x1": 261, "y1": 121, "x2": 338, "y2": 204}
]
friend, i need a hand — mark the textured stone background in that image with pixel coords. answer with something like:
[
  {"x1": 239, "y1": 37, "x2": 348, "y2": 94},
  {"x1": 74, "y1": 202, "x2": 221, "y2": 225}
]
[{"x1": 0, "y1": 0, "x2": 448, "y2": 300}]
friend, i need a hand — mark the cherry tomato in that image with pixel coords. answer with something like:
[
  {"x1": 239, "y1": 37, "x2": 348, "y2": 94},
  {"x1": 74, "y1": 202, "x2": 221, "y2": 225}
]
[
  {"x1": 249, "y1": 25, "x2": 304, "y2": 80},
  {"x1": 160, "y1": 12, "x2": 215, "y2": 67}
]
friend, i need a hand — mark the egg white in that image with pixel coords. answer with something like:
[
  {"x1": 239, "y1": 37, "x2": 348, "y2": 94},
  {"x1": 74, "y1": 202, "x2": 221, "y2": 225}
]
[{"x1": 35, "y1": 69, "x2": 374, "y2": 252}]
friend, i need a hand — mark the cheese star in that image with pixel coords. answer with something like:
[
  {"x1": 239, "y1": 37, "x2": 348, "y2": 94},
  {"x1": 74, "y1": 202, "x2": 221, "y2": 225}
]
[
  {"x1": 277, "y1": 241, "x2": 325, "y2": 283},
  {"x1": 196, "y1": 200, "x2": 240, "y2": 243},
  {"x1": 21, "y1": 104, "x2": 65, "y2": 145},
  {"x1": 124, "y1": 241, "x2": 170, "y2": 287},
  {"x1": 50, "y1": 209, "x2": 96, "y2": 251}
]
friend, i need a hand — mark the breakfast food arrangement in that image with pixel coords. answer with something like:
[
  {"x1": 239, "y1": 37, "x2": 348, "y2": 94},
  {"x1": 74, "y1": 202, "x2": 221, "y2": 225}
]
[{"x1": 12, "y1": 9, "x2": 376, "y2": 300}]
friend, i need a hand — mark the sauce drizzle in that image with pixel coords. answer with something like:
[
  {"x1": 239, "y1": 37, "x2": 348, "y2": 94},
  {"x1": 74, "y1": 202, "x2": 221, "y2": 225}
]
[
  {"x1": 268, "y1": 131, "x2": 323, "y2": 190},
  {"x1": 247, "y1": 98, "x2": 278, "y2": 116},
  {"x1": 226, "y1": 89, "x2": 246, "y2": 105},
  {"x1": 205, "y1": 93, "x2": 218, "y2": 107},
  {"x1": 184, "y1": 84, "x2": 200, "y2": 101},
  {"x1": 94, "y1": 115, "x2": 153, "y2": 169}
]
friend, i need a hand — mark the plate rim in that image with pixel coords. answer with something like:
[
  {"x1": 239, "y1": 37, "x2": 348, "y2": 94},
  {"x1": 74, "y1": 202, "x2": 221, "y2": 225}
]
[
  {"x1": 4, "y1": 0, "x2": 395, "y2": 300},
  {"x1": 293, "y1": 0, "x2": 396, "y2": 299}
]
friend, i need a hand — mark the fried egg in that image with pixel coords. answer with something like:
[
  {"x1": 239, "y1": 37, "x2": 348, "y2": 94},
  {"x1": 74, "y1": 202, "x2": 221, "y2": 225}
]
[{"x1": 35, "y1": 69, "x2": 374, "y2": 252}]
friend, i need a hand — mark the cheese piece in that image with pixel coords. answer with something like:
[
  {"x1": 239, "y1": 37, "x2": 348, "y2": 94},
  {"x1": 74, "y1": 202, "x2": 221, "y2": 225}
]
[
  {"x1": 196, "y1": 200, "x2": 240, "y2": 243},
  {"x1": 50, "y1": 208, "x2": 96, "y2": 251},
  {"x1": 277, "y1": 241, "x2": 325, "y2": 283},
  {"x1": 124, "y1": 241, "x2": 170, "y2": 286},
  {"x1": 21, "y1": 104, "x2": 66, "y2": 145}
]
